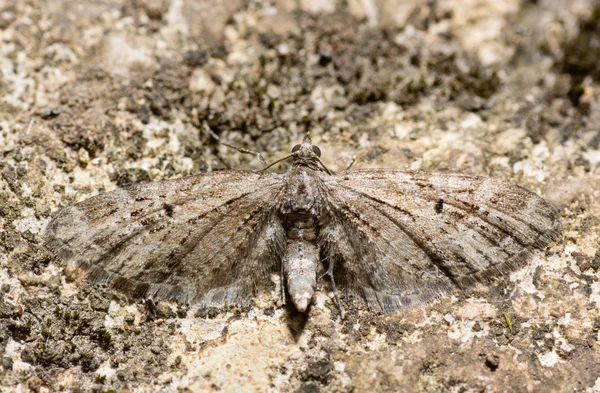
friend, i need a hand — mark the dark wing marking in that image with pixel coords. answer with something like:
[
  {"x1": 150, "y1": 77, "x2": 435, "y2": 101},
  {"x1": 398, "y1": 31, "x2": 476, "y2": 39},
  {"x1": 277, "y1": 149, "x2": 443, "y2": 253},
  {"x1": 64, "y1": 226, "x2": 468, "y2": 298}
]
[
  {"x1": 45, "y1": 171, "x2": 286, "y2": 305},
  {"x1": 319, "y1": 170, "x2": 562, "y2": 312}
]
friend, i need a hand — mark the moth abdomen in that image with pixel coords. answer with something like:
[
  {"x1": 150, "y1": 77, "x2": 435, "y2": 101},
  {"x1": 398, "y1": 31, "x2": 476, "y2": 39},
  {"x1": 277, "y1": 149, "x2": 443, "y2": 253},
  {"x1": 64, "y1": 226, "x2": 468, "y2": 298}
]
[{"x1": 282, "y1": 216, "x2": 320, "y2": 312}]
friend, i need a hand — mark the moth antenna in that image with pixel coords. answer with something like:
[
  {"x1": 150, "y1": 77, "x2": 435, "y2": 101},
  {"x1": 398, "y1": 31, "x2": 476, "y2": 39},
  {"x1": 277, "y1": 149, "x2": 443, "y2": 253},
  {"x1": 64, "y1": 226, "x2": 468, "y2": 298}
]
[
  {"x1": 261, "y1": 153, "x2": 296, "y2": 171},
  {"x1": 203, "y1": 124, "x2": 268, "y2": 167},
  {"x1": 315, "y1": 157, "x2": 334, "y2": 175}
]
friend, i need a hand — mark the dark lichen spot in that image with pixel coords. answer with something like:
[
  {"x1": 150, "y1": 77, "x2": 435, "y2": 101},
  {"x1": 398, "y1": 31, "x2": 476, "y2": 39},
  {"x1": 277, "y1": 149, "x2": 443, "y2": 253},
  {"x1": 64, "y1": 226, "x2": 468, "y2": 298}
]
[
  {"x1": 163, "y1": 203, "x2": 175, "y2": 217},
  {"x1": 195, "y1": 307, "x2": 221, "y2": 319},
  {"x1": 485, "y1": 353, "x2": 500, "y2": 371},
  {"x1": 435, "y1": 198, "x2": 444, "y2": 214},
  {"x1": 300, "y1": 358, "x2": 333, "y2": 385}
]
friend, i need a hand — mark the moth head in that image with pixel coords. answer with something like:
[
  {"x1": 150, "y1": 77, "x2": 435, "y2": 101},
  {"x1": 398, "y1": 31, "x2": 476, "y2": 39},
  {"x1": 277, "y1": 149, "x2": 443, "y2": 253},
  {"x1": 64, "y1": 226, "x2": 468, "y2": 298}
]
[
  {"x1": 291, "y1": 142, "x2": 321, "y2": 159},
  {"x1": 288, "y1": 133, "x2": 331, "y2": 174}
]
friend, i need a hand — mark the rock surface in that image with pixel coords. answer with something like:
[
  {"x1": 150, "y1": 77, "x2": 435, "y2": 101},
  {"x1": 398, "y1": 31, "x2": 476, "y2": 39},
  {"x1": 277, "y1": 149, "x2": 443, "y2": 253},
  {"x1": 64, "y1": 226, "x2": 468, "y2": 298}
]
[{"x1": 1, "y1": 0, "x2": 599, "y2": 392}]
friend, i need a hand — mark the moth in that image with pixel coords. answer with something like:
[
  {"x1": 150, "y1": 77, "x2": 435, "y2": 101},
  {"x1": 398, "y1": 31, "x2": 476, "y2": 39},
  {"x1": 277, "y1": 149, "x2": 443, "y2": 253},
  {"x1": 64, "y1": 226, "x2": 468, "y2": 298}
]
[{"x1": 44, "y1": 135, "x2": 562, "y2": 313}]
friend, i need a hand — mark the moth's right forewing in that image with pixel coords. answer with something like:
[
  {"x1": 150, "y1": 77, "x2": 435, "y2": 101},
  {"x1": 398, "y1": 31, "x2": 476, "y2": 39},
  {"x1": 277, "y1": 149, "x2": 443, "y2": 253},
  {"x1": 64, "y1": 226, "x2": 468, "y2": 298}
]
[{"x1": 44, "y1": 171, "x2": 286, "y2": 305}]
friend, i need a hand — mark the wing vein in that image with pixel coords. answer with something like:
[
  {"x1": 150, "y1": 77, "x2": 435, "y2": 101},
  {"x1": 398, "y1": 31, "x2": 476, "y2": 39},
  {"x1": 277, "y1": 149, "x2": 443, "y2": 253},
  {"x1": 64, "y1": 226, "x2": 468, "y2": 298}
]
[
  {"x1": 337, "y1": 182, "x2": 531, "y2": 248},
  {"x1": 337, "y1": 185, "x2": 468, "y2": 290}
]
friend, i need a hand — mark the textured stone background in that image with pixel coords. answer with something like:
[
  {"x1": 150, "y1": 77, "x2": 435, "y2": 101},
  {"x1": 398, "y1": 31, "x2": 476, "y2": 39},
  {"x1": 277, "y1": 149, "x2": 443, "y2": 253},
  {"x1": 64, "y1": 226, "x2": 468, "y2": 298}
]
[{"x1": 1, "y1": 0, "x2": 600, "y2": 392}]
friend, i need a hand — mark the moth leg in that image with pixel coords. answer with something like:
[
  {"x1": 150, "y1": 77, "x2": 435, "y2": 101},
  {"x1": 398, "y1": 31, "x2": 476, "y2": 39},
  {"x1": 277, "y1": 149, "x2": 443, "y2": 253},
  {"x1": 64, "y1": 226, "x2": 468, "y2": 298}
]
[
  {"x1": 344, "y1": 156, "x2": 356, "y2": 171},
  {"x1": 279, "y1": 261, "x2": 287, "y2": 306},
  {"x1": 326, "y1": 260, "x2": 346, "y2": 319}
]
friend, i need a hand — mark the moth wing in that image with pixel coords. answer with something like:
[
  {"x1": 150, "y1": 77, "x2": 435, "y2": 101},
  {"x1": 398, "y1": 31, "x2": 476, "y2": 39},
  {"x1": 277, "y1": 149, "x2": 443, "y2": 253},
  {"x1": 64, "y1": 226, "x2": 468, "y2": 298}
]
[
  {"x1": 320, "y1": 170, "x2": 562, "y2": 312},
  {"x1": 45, "y1": 171, "x2": 286, "y2": 306}
]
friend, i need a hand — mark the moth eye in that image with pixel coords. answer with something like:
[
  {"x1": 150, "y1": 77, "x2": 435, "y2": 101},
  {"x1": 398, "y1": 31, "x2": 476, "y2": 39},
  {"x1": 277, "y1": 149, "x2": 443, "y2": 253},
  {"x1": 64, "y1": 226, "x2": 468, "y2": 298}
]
[
  {"x1": 292, "y1": 144, "x2": 301, "y2": 153},
  {"x1": 312, "y1": 145, "x2": 321, "y2": 157}
]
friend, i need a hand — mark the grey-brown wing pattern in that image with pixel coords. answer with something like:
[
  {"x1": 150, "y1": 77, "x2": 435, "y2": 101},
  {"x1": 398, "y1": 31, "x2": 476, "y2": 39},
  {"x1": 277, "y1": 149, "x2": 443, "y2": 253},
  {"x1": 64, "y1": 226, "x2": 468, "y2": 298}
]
[
  {"x1": 319, "y1": 170, "x2": 562, "y2": 312},
  {"x1": 44, "y1": 171, "x2": 286, "y2": 305}
]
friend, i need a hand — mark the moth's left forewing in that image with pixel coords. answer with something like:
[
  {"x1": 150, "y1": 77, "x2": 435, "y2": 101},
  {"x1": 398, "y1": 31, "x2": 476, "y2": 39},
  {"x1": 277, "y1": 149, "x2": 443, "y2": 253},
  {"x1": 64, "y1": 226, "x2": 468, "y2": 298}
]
[
  {"x1": 336, "y1": 169, "x2": 562, "y2": 248},
  {"x1": 318, "y1": 169, "x2": 562, "y2": 312},
  {"x1": 429, "y1": 172, "x2": 562, "y2": 247}
]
